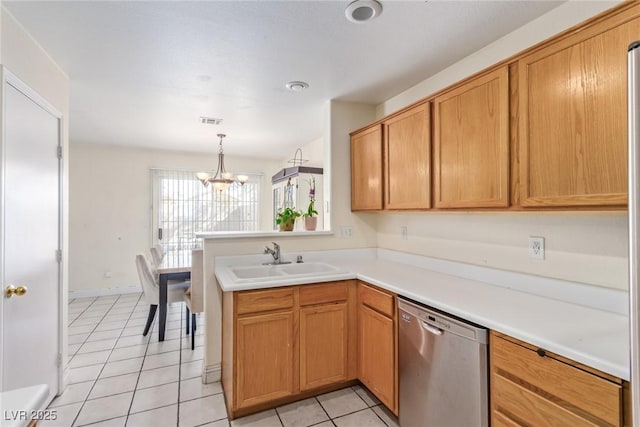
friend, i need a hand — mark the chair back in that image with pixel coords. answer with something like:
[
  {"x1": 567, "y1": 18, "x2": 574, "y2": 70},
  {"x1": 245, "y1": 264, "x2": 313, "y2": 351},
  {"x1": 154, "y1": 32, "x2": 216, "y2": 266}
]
[
  {"x1": 136, "y1": 253, "x2": 159, "y2": 304},
  {"x1": 189, "y1": 249, "x2": 204, "y2": 313},
  {"x1": 150, "y1": 244, "x2": 164, "y2": 267}
]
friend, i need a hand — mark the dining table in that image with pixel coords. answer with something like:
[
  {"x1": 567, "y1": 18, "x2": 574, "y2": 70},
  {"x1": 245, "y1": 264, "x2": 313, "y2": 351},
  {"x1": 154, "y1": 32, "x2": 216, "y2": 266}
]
[{"x1": 156, "y1": 251, "x2": 192, "y2": 341}]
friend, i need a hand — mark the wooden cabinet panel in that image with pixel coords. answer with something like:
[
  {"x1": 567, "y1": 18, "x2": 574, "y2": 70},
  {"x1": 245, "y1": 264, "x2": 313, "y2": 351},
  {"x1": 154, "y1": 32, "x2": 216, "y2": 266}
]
[
  {"x1": 493, "y1": 375, "x2": 596, "y2": 427},
  {"x1": 300, "y1": 303, "x2": 348, "y2": 390},
  {"x1": 493, "y1": 335, "x2": 621, "y2": 425},
  {"x1": 236, "y1": 287, "x2": 294, "y2": 315},
  {"x1": 358, "y1": 282, "x2": 394, "y2": 317},
  {"x1": 299, "y1": 281, "x2": 348, "y2": 306},
  {"x1": 518, "y1": 16, "x2": 640, "y2": 206},
  {"x1": 434, "y1": 67, "x2": 509, "y2": 208},
  {"x1": 490, "y1": 332, "x2": 623, "y2": 427},
  {"x1": 491, "y1": 410, "x2": 522, "y2": 427},
  {"x1": 236, "y1": 311, "x2": 294, "y2": 408},
  {"x1": 351, "y1": 125, "x2": 383, "y2": 210},
  {"x1": 384, "y1": 103, "x2": 431, "y2": 209},
  {"x1": 358, "y1": 304, "x2": 396, "y2": 412}
]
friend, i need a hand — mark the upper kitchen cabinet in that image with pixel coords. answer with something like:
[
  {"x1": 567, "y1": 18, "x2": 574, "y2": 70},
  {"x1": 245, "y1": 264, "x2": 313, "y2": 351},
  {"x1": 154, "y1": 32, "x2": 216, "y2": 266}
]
[
  {"x1": 384, "y1": 103, "x2": 431, "y2": 209},
  {"x1": 433, "y1": 67, "x2": 509, "y2": 208},
  {"x1": 518, "y1": 9, "x2": 640, "y2": 207},
  {"x1": 351, "y1": 124, "x2": 383, "y2": 211}
]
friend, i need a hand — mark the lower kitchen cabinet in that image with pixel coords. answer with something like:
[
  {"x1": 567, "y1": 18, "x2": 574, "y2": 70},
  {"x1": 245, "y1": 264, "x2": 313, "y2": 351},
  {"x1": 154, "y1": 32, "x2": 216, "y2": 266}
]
[
  {"x1": 300, "y1": 303, "x2": 349, "y2": 390},
  {"x1": 490, "y1": 331, "x2": 627, "y2": 426},
  {"x1": 222, "y1": 280, "x2": 360, "y2": 419},
  {"x1": 236, "y1": 311, "x2": 295, "y2": 409},
  {"x1": 358, "y1": 282, "x2": 398, "y2": 415}
]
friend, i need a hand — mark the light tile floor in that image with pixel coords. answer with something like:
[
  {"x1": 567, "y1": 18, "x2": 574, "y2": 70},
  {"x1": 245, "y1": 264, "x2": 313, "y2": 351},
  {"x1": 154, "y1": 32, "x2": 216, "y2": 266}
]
[{"x1": 47, "y1": 294, "x2": 399, "y2": 427}]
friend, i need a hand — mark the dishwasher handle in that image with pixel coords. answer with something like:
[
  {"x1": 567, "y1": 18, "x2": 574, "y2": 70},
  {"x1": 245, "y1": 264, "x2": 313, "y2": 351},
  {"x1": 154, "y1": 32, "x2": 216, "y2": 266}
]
[{"x1": 422, "y1": 320, "x2": 443, "y2": 336}]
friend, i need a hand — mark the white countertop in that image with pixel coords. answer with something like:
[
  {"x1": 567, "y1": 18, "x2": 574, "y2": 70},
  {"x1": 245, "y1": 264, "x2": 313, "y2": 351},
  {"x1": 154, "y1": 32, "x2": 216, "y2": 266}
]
[
  {"x1": 0, "y1": 384, "x2": 49, "y2": 427},
  {"x1": 215, "y1": 249, "x2": 629, "y2": 380}
]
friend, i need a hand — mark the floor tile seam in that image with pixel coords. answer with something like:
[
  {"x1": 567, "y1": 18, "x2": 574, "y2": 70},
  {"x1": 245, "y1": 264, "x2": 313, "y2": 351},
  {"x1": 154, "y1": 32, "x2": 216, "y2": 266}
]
[
  {"x1": 178, "y1": 390, "x2": 223, "y2": 404},
  {"x1": 328, "y1": 407, "x2": 374, "y2": 422},
  {"x1": 136, "y1": 377, "x2": 180, "y2": 392},
  {"x1": 314, "y1": 396, "x2": 334, "y2": 425},
  {"x1": 73, "y1": 294, "x2": 143, "y2": 426},
  {"x1": 193, "y1": 415, "x2": 227, "y2": 427},
  {"x1": 123, "y1": 401, "x2": 181, "y2": 426},
  {"x1": 370, "y1": 405, "x2": 393, "y2": 427},
  {"x1": 125, "y1": 307, "x2": 156, "y2": 420},
  {"x1": 350, "y1": 385, "x2": 373, "y2": 408}
]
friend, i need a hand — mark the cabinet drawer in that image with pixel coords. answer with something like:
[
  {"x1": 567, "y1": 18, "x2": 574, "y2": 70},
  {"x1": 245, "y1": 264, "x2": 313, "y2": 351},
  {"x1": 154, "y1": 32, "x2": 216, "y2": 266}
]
[
  {"x1": 492, "y1": 335, "x2": 622, "y2": 426},
  {"x1": 236, "y1": 288, "x2": 294, "y2": 315},
  {"x1": 493, "y1": 375, "x2": 596, "y2": 426},
  {"x1": 491, "y1": 410, "x2": 522, "y2": 427},
  {"x1": 358, "y1": 283, "x2": 394, "y2": 317},
  {"x1": 299, "y1": 281, "x2": 349, "y2": 306}
]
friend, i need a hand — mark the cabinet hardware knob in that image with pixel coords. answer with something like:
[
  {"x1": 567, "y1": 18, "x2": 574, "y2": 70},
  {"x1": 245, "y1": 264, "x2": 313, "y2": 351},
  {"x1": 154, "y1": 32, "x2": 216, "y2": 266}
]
[{"x1": 536, "y1": 348, "x2": 546, "y2": 357}]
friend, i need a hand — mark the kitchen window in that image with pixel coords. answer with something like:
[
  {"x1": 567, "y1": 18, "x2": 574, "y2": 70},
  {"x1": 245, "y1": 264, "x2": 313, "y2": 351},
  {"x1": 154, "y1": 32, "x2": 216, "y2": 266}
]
[{"x1": 151, "y1": 169, "x2": 262, "y2": 255}]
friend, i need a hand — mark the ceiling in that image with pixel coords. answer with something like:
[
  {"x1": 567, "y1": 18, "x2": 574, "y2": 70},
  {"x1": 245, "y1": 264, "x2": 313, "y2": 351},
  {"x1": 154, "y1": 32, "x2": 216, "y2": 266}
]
[{"x1": 5, "y1": 1, "x2": 564, "y2": 159}]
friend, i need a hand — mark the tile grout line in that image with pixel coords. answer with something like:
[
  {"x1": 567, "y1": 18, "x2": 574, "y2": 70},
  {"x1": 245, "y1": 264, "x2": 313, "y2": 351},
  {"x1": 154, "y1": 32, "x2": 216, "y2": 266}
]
[
  {"x1": 69, "y1": 295, "x2": 129, "y2": 427},
  {"x1": 124, "y1": 297, "x2": 157, "y2": 426},
  {"x1": 72, "y1": 293, "x2": 145, "y2": 427}
]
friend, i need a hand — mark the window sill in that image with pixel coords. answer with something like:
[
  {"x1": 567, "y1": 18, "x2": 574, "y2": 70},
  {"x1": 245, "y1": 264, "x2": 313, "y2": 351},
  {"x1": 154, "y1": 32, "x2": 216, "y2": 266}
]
[{"x1": 195, "y1": 230, "x2": 333, "y2": 240}]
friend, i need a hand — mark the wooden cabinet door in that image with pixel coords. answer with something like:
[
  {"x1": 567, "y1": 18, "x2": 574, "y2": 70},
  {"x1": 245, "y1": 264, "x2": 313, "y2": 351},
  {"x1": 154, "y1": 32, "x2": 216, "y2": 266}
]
[
  {"x1": 518, "y1": 15, "x2": 640, "y2": 207},
  {"x1": 236, "y1": 311, "x2": 294, "y2": 409},
  {"x1": 358, "y1": 304, "x2": 396, "y2": 412},
  {"x1": 300, "y1": 303, "x2": 348, "y2": 390},
  {"x1": 434, "y1": 67, "x2": 509, "y2": 208},
  {"x1": 351, "y1": 125, "x2": 383, "y2": 210},
  {"x1": 384, "y1": 103, "x2": 431, "y2": 209}
]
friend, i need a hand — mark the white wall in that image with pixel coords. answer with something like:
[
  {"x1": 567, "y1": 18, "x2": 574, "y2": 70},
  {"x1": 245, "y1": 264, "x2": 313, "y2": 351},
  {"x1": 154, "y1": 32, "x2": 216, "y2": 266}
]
[
  {"x1": 1, "y1": 7, "x2": 71, "y2": 391},
  {"x1": 370, "y1": 1, "x2": 629, "y2": 291},
  {"x1": 69, "y1": 143, "x2": 282, "y2": 293}
]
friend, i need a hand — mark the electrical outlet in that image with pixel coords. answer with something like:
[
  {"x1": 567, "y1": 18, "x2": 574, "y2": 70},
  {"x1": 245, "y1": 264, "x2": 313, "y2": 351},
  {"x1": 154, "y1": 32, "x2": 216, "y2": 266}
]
[
  {"x1": 339, "y1": 226, "x2": 353, "y2": 239},
  {"x1": 400, "y1": 226, "x2": 408, "y2": 240},
  {"x1": 528, "y1": 236, "x2": 545, "y2": 260}
]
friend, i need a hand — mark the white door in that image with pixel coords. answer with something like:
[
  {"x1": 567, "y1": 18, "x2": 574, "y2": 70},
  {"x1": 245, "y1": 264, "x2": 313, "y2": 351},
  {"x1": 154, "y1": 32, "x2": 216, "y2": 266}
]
[{"x1": 1, "y1": 79, "x2": 61, "y2": 402}]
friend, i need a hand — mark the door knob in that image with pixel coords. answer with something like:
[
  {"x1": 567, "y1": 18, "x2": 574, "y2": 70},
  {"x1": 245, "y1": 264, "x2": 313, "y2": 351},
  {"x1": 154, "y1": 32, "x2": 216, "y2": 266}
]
[{"x1": 5, "y1": 285, "x2": 27, "y2": 298}]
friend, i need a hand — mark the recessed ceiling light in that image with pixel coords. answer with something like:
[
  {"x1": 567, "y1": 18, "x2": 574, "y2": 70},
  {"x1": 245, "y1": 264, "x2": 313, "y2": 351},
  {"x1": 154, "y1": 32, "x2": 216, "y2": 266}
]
[
  {"x1": 285, "y1": 81, "x2": 310, "y2": 92},
  {"x1": 200, "y1": 116, "x2": 223, "y2": 125},
  {"x1": 345, "y1": 0, "x2": 383, "y2": 23}
]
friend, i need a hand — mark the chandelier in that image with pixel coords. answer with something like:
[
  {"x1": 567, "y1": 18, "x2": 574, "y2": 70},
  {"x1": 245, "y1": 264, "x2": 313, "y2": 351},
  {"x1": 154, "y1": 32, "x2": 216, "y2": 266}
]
[{"x1": 196, "y1": 134, "x2": 249, "y2": 191}]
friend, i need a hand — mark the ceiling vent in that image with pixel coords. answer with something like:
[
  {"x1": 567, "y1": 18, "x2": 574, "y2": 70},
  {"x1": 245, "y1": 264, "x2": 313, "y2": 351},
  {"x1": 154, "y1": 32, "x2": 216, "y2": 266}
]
[
  {"x1": 200, "y1": 117, "x2": 223, "y2": 125},
  {"x1": 345, "y1": 0, "x2": 383, "y2": 23}
]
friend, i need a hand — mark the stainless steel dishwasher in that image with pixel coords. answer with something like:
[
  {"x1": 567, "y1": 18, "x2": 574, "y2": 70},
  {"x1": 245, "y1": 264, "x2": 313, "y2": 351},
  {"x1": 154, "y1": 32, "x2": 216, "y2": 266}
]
[{"x1": 398, "y1": 297, "x2": 489, "y2": 427}]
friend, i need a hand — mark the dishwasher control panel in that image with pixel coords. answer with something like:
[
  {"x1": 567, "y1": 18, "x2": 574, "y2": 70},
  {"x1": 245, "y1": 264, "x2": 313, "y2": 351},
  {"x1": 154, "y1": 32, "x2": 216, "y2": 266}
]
[{"x1": 398, "y1": 297, "x2": 488, "y2": 343}]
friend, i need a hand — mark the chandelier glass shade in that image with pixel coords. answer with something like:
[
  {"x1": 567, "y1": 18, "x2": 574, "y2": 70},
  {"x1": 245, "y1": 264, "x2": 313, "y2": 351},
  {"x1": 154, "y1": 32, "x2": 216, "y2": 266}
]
[{"x1": 197, "y1": 134, "x2": 249, "y2": 191}]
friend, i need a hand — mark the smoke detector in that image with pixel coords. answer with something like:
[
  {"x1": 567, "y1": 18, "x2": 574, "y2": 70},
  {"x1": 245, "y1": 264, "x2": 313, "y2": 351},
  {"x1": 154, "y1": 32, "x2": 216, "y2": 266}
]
[
  {"x1": 285, "y1": 81, "x2": 309, "y2": 92},
  {"x1": 200, "y1": 117, "x2": 223, "y2": 125},
  {"x1": 345, "y1": 0, "x2": 382, "y2": 23}
]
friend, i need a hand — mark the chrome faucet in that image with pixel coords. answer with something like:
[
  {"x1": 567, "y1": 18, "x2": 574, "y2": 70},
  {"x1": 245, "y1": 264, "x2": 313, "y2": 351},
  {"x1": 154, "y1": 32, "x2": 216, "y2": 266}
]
[{"x1": 263, "y1": 242, "x2": 290, "y2": 265}]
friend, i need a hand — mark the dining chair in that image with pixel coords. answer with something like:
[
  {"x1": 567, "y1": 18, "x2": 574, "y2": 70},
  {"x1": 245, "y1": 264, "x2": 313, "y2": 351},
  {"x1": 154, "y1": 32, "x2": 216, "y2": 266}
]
[
  {"x1": 136, "y1": 252, "x2": 190, "y2": 336},
  {"x1": 184, "y1": 249, "x2": 204, "y2": 350},
  {"x1": 150, "y1": 244, "x2": 164, "y2": 267}
]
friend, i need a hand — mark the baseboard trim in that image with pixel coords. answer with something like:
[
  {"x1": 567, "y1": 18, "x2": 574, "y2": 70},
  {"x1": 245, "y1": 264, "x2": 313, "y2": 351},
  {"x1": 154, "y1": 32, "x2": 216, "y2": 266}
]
[
  {"x1": 204, "y1": 363, "x2": 221, "y2": 383},
  {"x1": 69, "y1": 286, "x2": 142, "y2": 299}
]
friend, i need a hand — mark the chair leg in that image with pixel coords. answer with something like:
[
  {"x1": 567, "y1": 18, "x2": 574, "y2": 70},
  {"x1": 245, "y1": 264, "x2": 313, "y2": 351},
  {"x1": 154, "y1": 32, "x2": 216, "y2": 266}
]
[
  {"x1": 191, "y1": 313, "x2": 196, "y2": 350},
  {"x1": 185, "y1": 306, "x2": 190, "y2": 335},
  {"x1": 143, "y1": 304, "x2": 157, "y2": 336}
]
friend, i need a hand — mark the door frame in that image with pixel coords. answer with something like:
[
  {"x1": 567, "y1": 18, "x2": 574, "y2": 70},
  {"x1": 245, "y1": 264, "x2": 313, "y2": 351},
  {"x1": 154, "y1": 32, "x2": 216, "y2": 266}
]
[{"x1": 0, "y1": 67, "x2": 65, "y2": 396}]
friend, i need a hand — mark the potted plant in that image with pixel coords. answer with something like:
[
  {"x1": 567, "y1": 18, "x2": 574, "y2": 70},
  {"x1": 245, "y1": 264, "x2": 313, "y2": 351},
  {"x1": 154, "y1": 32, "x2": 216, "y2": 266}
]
[
  {"x1": 276, "y1": 207, "x2": 301, "y2": 232},
  {"x1": 303, "y1": 177, "x2": 318, "y2": 231}
]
